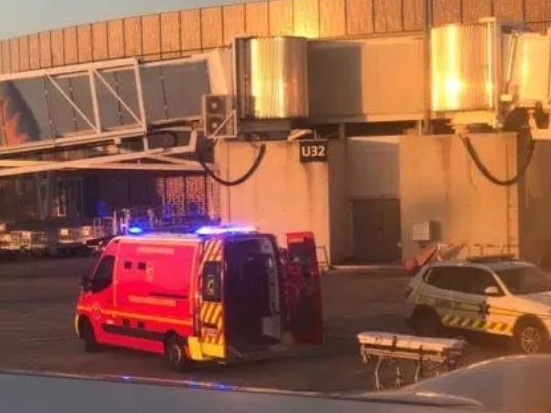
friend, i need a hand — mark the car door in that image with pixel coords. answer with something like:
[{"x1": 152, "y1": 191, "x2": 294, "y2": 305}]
[
  {"x1": 445, "y1": 267, "x2": 509, "y2": 334},
  {"x1": 416, "y1": 266, "x2": 461, "y2": 323},
  {"x1": 198, "y1": 238, "x2": 226, "y2": 359},
  {"x1": 283, "y1": 232, "x2": 323, "y2": 345}
]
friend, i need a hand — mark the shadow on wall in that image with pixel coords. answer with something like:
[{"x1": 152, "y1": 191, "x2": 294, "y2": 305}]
[{"x1": 0, "y1": 81, "x2": 41, "y2": 146}]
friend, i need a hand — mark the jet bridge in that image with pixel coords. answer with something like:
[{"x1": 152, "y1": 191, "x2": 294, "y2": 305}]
[{"x1": 0, "y1": 50, "x2": 232, "y2": 177}]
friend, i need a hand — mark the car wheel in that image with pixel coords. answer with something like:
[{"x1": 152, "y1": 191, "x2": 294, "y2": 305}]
[
  {"x1": 81, "y1": 319, "x2": 100, "y2": 353},
  {"x1": 165, "y1": 335, "x2": 193, "y2": 371},
  {"x1": 412, "y1": 308, "x2": 442, "y2": 337},
  {"x1": 513, "y1": 320, "x2": 548, "y2": 354}
]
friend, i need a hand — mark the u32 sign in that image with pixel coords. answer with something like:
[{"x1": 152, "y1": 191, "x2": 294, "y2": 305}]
[{"x1": 299, "y1": 140, "x2": 328, "y2": 163}]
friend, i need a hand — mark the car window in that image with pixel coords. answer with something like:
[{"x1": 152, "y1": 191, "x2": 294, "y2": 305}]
[
  {"x1": 462, "y1": 268, "x2": 499, "y2": 295},
  {"x1": 426, "y1": 267, "x2": 466, "y2": 291},
  {"x1": 495, "y1": 265, "x2": 551, "y2": 295},
  {"x1": 426, "y1": 266, "x2": 498, "y2": 295}
]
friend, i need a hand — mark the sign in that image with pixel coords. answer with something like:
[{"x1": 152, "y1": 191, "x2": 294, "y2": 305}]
[{"x1": 299, "y1": 140, "x2": 328, "y2": 163}]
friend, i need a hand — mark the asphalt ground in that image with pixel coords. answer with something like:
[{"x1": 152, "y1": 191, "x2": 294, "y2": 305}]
[{"x1": 0, "y1": 256, "x2": 513, "y2": 393}]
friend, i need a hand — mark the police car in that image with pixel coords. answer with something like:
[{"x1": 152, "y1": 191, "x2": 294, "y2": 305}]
[{"x1": 404, "y1": 255, "x2": 551, "y2": 354}]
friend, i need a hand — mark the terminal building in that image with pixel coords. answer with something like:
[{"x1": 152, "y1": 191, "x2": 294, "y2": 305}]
[{"x1": 0, "y1": 0, "x2": 551, "y2": 265}]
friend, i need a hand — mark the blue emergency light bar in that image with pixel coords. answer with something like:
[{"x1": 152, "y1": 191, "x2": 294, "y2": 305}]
[
  {"x1": 195, "y1": 225, "x2": 258, "y2": 236},
  {"x1": 128, "y1": 226, "x2": 145, "y2": 235}
]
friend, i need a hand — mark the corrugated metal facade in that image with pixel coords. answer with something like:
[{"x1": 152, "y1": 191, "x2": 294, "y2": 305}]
[{"x1": 0, "y1": 0, "x2": 549, "y2": 74}]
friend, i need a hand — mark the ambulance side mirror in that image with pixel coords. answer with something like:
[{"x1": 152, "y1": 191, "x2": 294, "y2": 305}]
[{"x1": 81, "y1": 274, "x2": 91, "y2": 292}]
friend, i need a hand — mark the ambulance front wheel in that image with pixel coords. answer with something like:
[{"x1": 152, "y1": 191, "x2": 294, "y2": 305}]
[
  {"x1": 80, "y1": 318, "x2": 99, "y2": 353},
  {"x1": 165, "y1": 335, "x2": 193, "y2": 371}
]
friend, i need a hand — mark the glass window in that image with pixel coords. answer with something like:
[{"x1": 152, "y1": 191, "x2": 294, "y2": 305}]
[
  {"x1": 426, "y1": 267, "x2": 467, "y2": 291},
  {"x1": 495, "y1": 266, "x2": 551, "y2": 295},
  {"x1": 90, "y1": 255, "x2": 115, "y2": 292}
]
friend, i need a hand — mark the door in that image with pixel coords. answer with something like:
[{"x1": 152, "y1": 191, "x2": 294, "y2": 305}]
[
  {"x1": 80, "y1": 243, "x2": 117, "y2": 342},
  {"x1": 283, "y1": 232, "x2": 323, "y2": 345},
  {"x1": 198, "y1": 238, "x2": 226, "y2": 358},
  {"x1": 352, "y1": 198, "x2": 401, "y2": 263},
  {"x1": 446, "y1": 267, "x2": 512, "y2": 335}
]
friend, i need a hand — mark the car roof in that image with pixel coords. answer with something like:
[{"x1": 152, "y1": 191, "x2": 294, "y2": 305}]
[{"x1": 425, "y1": 259, "x2": 534, "y2": 272}]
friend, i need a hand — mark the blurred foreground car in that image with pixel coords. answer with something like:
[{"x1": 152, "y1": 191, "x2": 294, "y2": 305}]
[{"x1": 368, "y1": 354, "x2": 551, "y2": 413}]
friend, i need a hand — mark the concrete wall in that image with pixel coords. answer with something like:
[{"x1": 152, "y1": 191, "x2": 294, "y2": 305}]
[
  {"x1": 399, "y1": 133, "x2": 519, "y2": 260},
  {"x1": 327, "y1": 139, "x2": 351, "y2": 263},
  {"x1": 347, "y1": 136, "x2": 400, "y2": 199},
  {"x1": 215, "y1": 140, "x2": 332, "y2": 260},
  {"x1": 519, "y1": 140, "x2": 551, "y2": 265}
]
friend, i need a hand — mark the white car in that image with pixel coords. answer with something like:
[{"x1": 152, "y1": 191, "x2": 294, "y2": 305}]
[{"x1": 404, "y1": 256, "x2": 551, "y2": 354}]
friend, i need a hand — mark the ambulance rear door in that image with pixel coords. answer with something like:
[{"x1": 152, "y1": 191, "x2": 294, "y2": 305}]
[
  {"x1": 198, "y1": 238, "x2": 226, "y2": 359},
  {"x1": 283, "y1": 232, "x2": 324, "y2": 345}
]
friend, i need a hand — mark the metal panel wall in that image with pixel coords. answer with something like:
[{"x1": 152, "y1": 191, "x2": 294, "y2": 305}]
[
  {"x1": 39, "y1": 32, "x2": 52, "y2": 68},
  {"x1": 29, "y1": 34, "x2": 40, "y2": 69},
  {"x1": 294, "y1": 0, "x2": 320, "y2": 38},
  {"x1": 181, "y1": 9, "x2": 202, "y2": 52},
  {"x1": 432, "y1": 0, "x2": 462, "y2": 25},
  {"x1": 269, "y1": 0, "x2": 294, "y2": 36},
  {"x1": 142, "y1": 14, "x2": 161, "y2": 61},
  {"x1": 245, "y1": 1, "x2": 269, "y2": 35},
  {"x1": 525, "y1": 0, "x2": 551, "y2": 22},
  {"x1": 0, "y1": 41, "x2": 9, "y2": 73},
  {"x1": 108, "y1": 20, "x2": 125, "y2": 59},
  {"x1": 161, "y1": 12, "x2": 181, "y2": 59},
  {"x1": 403, "y1": 0, "x2": 424, "y2": 31},
  {"x1": 64, "y1": 27, "x2": 78, "y2": 64},
  {"x1": 462, "y1": 0, "x2": 492, "y2": 23},
  {"x1": 347, "y1": 0, "x2": 374, "y2": 35},
  {"x1": 77, "y1": 24, "x2": 93, "y2": 63},
  {"x1": 374, "y1": 0, "x2": 403, "y2": 32},
  {"x1": 527, "y1": 22, "x2": 551, "y2": 32},
  {"x1": 493, "y1": 0, "x2": 524, "y2": 20},
  {"x1": 92, "y1": 22, "x2": 109, "y2": 61},
  {"x1": 223, "y1": 4, "x2": 245, "y2": 44},
  {"x1": 201, "y1": 7, "x2": 223, "y2": 49},
  {"x1": 9, "y1": 39, "x2": 20, "y2": 72},
  {"x1": 1, "y1": 0, "x2": 551, "y2": 73},
  {"x1": 124, "y1": 17, "x2": 142, "y2": 58},
  {"x1": 319, "y1": 0, "x2": 346, "y2": 37},
  {"x1": 50, "y1": 29, "x2": 64, "y2": 66},
  {"x1": 19, "y1": 36, "x2": 30, "y2": 71}
]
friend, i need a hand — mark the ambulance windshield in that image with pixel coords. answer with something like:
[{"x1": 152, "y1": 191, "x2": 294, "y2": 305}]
[{"x1": 495, "y1": 266, "x2": 551, "y2": 295}]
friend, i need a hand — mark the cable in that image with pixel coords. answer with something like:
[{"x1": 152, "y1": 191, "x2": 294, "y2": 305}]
[
  {"x1": 460, "y1": 130, "x2": 536, "y2": 187},
  {"x1": 197, "y1": 139, "x2": 267, "y2": 187}
]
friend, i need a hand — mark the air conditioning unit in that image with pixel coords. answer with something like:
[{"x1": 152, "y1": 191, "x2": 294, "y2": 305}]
[{"x1": 202, "y1": 95, "x2": 235, "y2": 138}]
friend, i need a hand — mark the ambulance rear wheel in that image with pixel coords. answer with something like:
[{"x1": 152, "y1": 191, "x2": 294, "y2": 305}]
[
  {"x1": 165, "y1": 335, "x2": 193, "y2": 371},
  {"x1": 513, "y1": 319, "x2": 548, "y2": 354}
]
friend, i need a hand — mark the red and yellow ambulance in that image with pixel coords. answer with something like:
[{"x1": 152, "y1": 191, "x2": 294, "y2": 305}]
[{"x1": 75, "y1": 225, "x2": 323, "y2": 370}]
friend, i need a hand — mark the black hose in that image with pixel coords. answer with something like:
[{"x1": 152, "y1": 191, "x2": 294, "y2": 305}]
[
  {"x1": 197, "y1": 140, "x2": 267, "y2": 187},
  {"x1": 144, "y1": 129, "x2": 266, "y2": 186},
  {"x1": 460, "y1": 131, "x2": 536, "y2": 187}
]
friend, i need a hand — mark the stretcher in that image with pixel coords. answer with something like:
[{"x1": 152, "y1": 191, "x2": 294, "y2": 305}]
[{"x1": 357, "y1": 331, "x2": 467, "y2": 390}]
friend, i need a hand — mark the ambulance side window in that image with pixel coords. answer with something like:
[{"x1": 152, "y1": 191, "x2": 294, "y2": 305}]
[
  {"x1": 91, "y1": 255, "x2": 115, "y2": 292},
  {"x1": 202, "y1": 261, "x2": 222, "y2": 302}
]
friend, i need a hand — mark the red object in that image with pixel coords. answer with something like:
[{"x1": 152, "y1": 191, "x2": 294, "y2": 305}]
[
  {"x1": 284, "y1": 232, "x2": 324, "y2": 345},
  {"x1": 75, "y1": 229, "x2": 323, "y2": 363}
]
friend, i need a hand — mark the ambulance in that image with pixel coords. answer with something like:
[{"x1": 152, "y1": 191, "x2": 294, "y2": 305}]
[{"x1": 75, "y1": 225, "x2": 323, "y2": 370}]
